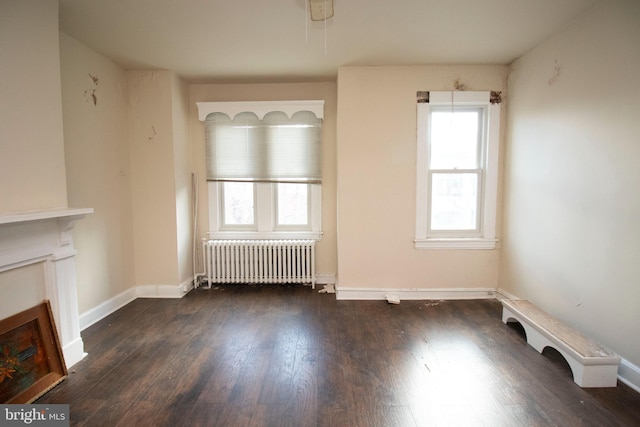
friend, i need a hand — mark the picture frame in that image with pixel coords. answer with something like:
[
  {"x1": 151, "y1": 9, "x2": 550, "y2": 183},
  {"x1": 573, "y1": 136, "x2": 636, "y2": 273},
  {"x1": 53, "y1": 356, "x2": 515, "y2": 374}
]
[{"x1": 0, "y1": 301, "x2": 67, "y2": 403}]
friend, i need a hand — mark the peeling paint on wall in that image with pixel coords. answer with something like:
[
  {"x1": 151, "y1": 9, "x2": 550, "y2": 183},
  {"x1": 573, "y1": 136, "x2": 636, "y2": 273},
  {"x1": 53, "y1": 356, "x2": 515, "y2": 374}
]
[
  {"x1": 453, "y1": 78, "x2": 468, "y2": 91},
  {"x1": 84, "y1": 73, "x2": 99, "y2": 106},
  {"x1": 548, "y1": 59, "x2": 562, "y2": 85},
  {"x1": 416, "y1": 91, "x2": 429, "y2": 103},
  {"x1": 147, "y1": 126, "x2": 157, "y2": 141}
]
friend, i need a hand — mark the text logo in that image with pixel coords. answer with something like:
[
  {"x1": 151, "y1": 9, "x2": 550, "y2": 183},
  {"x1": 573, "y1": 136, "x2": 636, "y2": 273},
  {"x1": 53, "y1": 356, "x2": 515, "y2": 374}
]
[{"x1": 1, "y1": 405, "x2": 69, "y2": 426}]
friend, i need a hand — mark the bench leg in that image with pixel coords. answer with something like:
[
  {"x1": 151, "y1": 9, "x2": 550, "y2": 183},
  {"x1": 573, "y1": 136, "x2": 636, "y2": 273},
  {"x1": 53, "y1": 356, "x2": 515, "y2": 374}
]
[
  {"x1": 571, "y1": 363, "x2": 619, "y2": 388},
  {"x1": 502, "y1": 306, "x2": 548, "y2": 352}
]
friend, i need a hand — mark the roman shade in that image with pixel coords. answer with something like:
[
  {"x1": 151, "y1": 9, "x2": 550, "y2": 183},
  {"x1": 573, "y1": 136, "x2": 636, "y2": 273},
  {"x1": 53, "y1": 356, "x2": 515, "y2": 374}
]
[{"x1": 198, "y1": 101, "x2": 324, "y2": 183}]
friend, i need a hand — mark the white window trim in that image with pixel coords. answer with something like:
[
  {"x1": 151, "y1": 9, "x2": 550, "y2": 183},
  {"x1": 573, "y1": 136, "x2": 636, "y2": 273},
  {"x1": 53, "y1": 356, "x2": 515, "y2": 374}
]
[
  {"x1": 414, "y1": 91, "x2": 500, "y2": 250},
  {"x1": 208, "y1": 182, "x2": 323, "y2": 241}
]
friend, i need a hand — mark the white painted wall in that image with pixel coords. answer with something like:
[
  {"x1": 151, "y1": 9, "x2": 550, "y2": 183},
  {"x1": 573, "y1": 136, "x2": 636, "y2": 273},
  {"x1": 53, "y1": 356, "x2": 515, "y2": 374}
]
[
  {"x1": 501, "y1": 0, "x2": 640, "y2": 367},
  {"x1": 189, "y1": 82, "x2": 338, "y2": 279},
  {"x1": 0, "y1": 264, "x2": 46, "y2": 320},
  {"x1": 0, "y1": 0, "x2": 67, "y2": 212},
  {"x1": 59, "y1": 33, "x2": 135, "y2": 313},
  {"x1": 336, "y1": 65, "x2": 507, "y2": 291}
]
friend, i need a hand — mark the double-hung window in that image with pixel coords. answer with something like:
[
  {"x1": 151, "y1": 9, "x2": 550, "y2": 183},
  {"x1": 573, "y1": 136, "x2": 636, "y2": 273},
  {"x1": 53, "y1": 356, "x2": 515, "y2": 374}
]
[
  {"x1": 415, "y1": 91, "x2": 501, "y2": 249},
  {"x1": 197, "y1": 101, "x2": 324, "y2": 240}
]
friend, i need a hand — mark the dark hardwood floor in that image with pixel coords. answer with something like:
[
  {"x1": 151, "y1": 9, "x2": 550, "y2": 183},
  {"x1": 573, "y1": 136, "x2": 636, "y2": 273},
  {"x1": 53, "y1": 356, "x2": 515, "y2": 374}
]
[{"x1": 37, "y1": 284, "x2": 640, "y2": 426}]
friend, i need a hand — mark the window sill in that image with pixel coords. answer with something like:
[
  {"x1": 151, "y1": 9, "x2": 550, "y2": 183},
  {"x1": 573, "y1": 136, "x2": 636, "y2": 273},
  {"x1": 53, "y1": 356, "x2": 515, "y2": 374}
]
[
  {"x1": 414, "y1": 238, "x2": 497, "y2": 250},
  {"x1": 207, "y1": 231, "x2": 323, "y2": 241}
]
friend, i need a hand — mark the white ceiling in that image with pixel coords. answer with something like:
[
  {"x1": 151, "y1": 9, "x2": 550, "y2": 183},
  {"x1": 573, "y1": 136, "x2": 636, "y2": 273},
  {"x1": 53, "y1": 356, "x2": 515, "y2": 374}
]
[{"x1": 58, "y1": 0, "x2": 598, "y2": 83}]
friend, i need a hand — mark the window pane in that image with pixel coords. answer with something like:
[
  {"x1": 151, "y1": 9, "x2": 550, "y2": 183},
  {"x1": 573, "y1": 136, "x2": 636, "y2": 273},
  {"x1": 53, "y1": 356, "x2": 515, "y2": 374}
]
[
  {"x1": 277, "y1": 183, "x2": 308, "y2": 225},
  {"x1": 430, "y1": 110, "x2": 480, "y2": 169},
  {"x1": 430, "y1": 173, "x2": 478, "y2": 230},
  {"x1": 206, "y1": 112, "x2": 262, "y2": 180},
  {"x1": 222, "y1": 182, "x2": 254, "y2": 225},
  {"x1": 265, "y1": 111, "x2": 322, "y2": 182}
]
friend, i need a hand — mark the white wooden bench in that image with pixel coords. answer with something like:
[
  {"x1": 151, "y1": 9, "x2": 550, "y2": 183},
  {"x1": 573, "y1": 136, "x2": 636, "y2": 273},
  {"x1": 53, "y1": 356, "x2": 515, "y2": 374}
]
[{"x1": 501, "y1": 299, "x2": 621, "y2": 388}]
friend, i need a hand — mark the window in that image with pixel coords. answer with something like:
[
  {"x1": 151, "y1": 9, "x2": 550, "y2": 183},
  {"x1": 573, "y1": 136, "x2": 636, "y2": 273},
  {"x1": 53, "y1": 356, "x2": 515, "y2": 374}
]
[
  {"x1": 221, "y1": 181, "x2": 255, "y2": 229},
  {"x1": 197, "y1": 101, "x2": 324, "y2": 240},
  {"x1": 276, "y1": 183, "x2": 309, "y2": 229},
  {"x1": 415, "y1": 91, "x2": 501, "y2": 249},
  {"x1": 216, "y1": 181, "x2": 318, "y2": 234}
]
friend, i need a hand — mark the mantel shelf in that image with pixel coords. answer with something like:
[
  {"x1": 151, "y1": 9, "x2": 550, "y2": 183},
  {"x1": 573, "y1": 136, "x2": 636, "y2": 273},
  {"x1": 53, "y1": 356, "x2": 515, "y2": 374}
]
[{"x1": 0, "y1": 208, "x2": 94, "y2": 226}]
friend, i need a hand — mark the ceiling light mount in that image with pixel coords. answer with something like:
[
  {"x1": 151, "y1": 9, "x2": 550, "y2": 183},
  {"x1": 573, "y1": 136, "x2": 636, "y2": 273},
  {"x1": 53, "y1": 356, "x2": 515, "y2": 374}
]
[{"x1": 309, "y1": 0, "x2": 334, "y2": 21}]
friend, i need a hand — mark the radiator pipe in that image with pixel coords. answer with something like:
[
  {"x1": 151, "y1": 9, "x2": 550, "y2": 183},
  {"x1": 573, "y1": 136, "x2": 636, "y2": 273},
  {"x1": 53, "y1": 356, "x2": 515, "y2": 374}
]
[{"x1": 192, "y1": 172, "x2": 205, "y2": 288}]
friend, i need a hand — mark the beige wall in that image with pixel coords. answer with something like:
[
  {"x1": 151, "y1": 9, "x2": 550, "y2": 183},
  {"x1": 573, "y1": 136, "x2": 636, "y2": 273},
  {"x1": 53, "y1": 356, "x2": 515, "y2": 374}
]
[
  {"x1": 0, "y1": 0, "x2": 67, "y2": 213},
  {"x1": 171, "y1": 74, "x2": 194, "y2": 285},
  {"x1": 59, "y1": 33, "x2": 135, "y2": 313},
  {"x1": 60, "y1": 43, "x2": 192, "y2": 311},
  {"x1": 501, "y1": 0, "x2": 640, "y2": 366},
  {"x1": 336, "y1": 65, "x2": 507, "y2": 290},
  {"x1": 128, "y1": 70, "x2": 188, "y2": 289},
  {"x1": 189, "y1": 82, "x2": 338, "y2": 278}
]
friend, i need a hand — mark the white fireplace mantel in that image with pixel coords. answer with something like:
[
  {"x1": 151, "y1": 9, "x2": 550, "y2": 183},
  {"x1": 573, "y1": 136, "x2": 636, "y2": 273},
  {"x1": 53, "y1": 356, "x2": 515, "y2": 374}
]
[
  {"x1": 0, "y1": 208, "x2": 93, "y2": 226},
  {"x1": 0, "y1": 207, "x2": 93, "y2": 368}
]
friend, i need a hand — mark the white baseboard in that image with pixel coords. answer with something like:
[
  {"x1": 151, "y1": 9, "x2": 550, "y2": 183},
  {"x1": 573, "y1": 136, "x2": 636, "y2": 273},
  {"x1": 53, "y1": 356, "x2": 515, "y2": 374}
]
[
  {"x1": 335, "y1": 287, "x2": 498, "y2": 301},
  {"x1": 79, "y1": 287, "x2": 138, "y2": 330},
  {"x1": 62, "y1": 337, "x2": 87, "y2": 368},
  {"x1": 79, "y1": 278, "x2": 195, "y2": 331},
  {"x1": 619, "y1": 358, "x2": 640, "y2": 393},
  {"x1": 495, "y1": 287, "x2": 521, "y2": 301},
  {"x1": 136, "y1": 277, "x2": 193, "y2": 299},
  {"x1": 181, "y1": 277, "x2": 195, "y2": 294}
]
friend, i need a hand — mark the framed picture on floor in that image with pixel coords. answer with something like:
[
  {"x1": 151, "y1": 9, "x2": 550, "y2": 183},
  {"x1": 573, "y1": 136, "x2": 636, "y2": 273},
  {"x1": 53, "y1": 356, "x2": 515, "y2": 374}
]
[{"x1": 0, "y1": 301, "x2": 67, "y2": 403}]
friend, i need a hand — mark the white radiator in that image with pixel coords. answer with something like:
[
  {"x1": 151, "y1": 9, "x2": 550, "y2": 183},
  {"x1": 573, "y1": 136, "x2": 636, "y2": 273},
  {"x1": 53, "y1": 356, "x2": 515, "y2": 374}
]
[{"x1": 203, "y1": 239, "x2": 316, "y2": 288}]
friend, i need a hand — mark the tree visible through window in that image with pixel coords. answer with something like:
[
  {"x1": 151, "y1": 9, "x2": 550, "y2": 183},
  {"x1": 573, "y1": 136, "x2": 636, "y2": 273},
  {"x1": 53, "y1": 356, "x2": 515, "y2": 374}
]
[
  {"x1": 277, "y1": 183, "x2": 309, "y2": 227},
  {"x1": 222, "y1": 182, "x2": 254, "y2": 227}
]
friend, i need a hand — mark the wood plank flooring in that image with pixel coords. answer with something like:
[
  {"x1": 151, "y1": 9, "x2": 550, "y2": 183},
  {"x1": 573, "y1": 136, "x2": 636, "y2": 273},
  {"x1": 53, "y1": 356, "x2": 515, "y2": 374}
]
[{"x1": 37, "y1": 284, "x2": 640, "y2": 426}]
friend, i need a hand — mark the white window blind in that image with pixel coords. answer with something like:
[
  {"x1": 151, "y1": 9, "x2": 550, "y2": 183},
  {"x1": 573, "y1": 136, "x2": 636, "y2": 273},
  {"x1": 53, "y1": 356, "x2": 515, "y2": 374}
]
[{"x1": 201, "y1": 103, "x2": 323, "y2": 183}]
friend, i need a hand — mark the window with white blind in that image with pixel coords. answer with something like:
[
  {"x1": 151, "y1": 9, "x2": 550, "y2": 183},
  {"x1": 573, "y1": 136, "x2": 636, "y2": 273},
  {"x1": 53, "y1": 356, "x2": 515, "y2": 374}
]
[
  {"x1": 415, "y1": 91, "x2": 501, "y2": 249},
  {"x1": 197, "y1": 101, "x2": 324, "y2": 240}
]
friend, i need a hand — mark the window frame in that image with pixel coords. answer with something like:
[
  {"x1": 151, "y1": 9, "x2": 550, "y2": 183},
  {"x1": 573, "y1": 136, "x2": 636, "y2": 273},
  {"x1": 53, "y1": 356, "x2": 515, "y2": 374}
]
[
  {"x1": 198, "y1": 100, "x2": 324, "y2": 242},
  {"x1": 415, "y1": 91, "x2": 500, "y2": 250},
  {"x1": 208, "y1": 181, "x2": 323, "y2": 240},
  {"x1": 428, "y1": 169, "x2": 483, "y2": 236}
]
